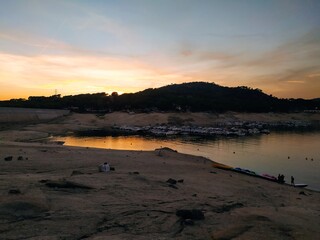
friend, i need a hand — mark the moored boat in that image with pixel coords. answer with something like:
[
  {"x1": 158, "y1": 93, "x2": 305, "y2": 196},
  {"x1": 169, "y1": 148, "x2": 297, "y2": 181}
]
[
  {"x1": 294, "y1": 183, "x2": 308, "y2": 188},
  {"x1": 212, "y1": 162, "x2": 233, "y2": 170},
  {"x1": 260, "y1": 173, "x2": 278, "y2": 182},
  {"x1": 233, "y1": 167, "x2": 257, "y2": 176}
]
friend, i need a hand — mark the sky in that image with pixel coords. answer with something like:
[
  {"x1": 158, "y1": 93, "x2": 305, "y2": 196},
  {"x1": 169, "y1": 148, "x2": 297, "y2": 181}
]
[{"x1": 0, "y1": 0, "x2": 319, "y2": 100}]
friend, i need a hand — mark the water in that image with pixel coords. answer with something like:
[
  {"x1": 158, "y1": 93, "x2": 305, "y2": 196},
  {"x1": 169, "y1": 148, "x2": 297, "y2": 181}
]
[{"x1": 54, "y1": 131, "x2": 320, "y2": 191}]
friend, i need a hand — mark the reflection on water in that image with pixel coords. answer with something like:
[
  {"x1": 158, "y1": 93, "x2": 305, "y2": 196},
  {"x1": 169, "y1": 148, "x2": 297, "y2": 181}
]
[{"x1": 54, "y1": 131, "x2": 320, "y2": 191}]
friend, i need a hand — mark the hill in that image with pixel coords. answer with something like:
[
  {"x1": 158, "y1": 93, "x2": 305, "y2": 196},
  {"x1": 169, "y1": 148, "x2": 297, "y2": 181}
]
[
  {"x1": 116, "y1": 82, "x2": 278, "y2": 112},
  {"x1": 0, "y1": 82, "x2": 318, "y2": 112}
]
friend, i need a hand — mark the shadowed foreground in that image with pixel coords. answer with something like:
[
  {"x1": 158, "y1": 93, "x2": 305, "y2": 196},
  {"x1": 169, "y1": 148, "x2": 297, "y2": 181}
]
[{"x1": 0, "y1": 143, "x2": 319, "y2": 240}]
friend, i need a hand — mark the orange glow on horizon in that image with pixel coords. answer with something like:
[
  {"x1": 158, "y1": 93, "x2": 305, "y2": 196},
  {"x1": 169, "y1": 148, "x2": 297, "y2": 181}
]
[{"x1": 0, "y1": 51, "x2": 319, "y2": 100}]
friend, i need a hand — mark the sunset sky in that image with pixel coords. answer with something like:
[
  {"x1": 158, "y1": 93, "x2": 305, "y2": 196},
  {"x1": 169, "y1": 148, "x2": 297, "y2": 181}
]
[{"x1": 0, "y1": 0, "x2": 319, "y2": 100}]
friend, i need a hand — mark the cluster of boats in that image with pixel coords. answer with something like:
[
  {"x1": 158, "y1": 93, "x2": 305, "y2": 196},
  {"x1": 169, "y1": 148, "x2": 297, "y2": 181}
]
[
  {"x1": 112, "y1": 120, "x2": 312, "y2": 137},
  {"x1": 212, "y1": 162, "x2": 308, "y2": 188},
  {"x1": 113, "y1": 124, "x2": 271, "y2": 137}
]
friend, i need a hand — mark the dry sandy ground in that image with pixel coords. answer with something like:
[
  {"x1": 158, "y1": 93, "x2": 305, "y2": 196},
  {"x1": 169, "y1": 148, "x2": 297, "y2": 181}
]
[
  {"x1": 0, "y1": 108, "x2": 69, "y2": 124},
  {"x1": 0, "y1": 143, "x2": 319, "y2": 240},
  {"x1": 0, "y1": 108, "x2": 320, "y2": 239}
]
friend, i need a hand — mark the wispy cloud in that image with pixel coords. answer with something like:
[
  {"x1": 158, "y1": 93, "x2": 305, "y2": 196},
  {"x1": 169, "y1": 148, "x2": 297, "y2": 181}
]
[
  {"x1": 244, "y1": 28, "x2": 320, "y2": 68},
  {"x1": 76, "y1": 12, "x2": 136, "y2": 44},
  {"x1": 58, "y1": 0, "x2": 137, "y2": 45},
  {"x1": 0, "y1": 51, "x2": 194, "y2": 98},
  {"x1": 179, "y1": 48, "x2": 239, "y2": 63},
  {"x1": 0, "y1": 29, "x2": 64, "y2": 50},
  {"x1": 0, "y1": 28, "x2": 138, "y2": 59},
  {"x1": 286, "y1": 80, "x2": 305, "y2": 84},
  {"x1": 204, "y1": 33, "x2": 266, "y2": 39},
  {"x1": 308, "y1": 73, "x2": 320, "y2": 78}
]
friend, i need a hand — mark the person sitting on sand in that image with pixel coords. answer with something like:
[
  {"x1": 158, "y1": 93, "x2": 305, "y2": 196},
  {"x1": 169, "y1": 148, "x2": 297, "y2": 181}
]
[{"x1": 99, "y1": 162, "x2": 110, "y2": 172}]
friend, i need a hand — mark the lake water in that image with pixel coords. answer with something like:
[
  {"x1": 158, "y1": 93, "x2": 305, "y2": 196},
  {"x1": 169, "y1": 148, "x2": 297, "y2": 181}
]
[{"x1": 54, "y1": 131, "x2": 320, "y2": 191}]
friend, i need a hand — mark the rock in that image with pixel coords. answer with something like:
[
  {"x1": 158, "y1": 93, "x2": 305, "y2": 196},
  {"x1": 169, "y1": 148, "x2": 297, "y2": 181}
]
[
  {"x1": 133, "y1": 171, "x2": 140, "y2": 175},
  {"x1": 168, "y1": 184, "x2": 178, "y2": 189},
  {"x1": 155, "y1": 147, "x2": 177, "y2": 152},
  {"x1": 299, "y1": 191, "x2": 307, "y2": 196},
  {"x1": 177, "y1": 179, "x2": 184, "y2": 183},
  {"x1": 0, "y1": 201, "x2": 48, "y2": 220},
  {"x1": 4, "y1": 156, "x2": 13, "y2": 161},
  {"x1": 110, "y1": 167, "x2": 115, "y2": 171},
  {"x1": 17, "y1": 156, "x2": 23, "y2": 160},
  {"x1": 166, "y1": 178, "x2": 177, "y2": 184},
  {"x1": 176, "y1": 209, "x2": 204, "y2": 220},
  {"x1": 183, "y1": 219, "x2": 194, "y2": 225},
  {"x1": 192, "y1": 194, "x2": 197, "y2": 197},
  {"x1": 8, "y1": 189, "x2": 21, "y2": 194},
  {"x1": 214, "y1": 203, "x2": 244, "y2": 213},
  {"x1": 44, "y1": 180, "x2": 94, "y2": 189},
  {"x1": 71, "y1": 170, "x2": 84, "y2": 176}
]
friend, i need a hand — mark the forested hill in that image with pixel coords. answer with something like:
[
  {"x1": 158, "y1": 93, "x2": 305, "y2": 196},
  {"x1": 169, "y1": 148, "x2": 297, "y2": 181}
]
[
  {"x1": 116, "y1": 82, "x2": 280, "y2": 112},
  {"x1": 0, "y1": 82, "x2": 319, "y2": 112}
]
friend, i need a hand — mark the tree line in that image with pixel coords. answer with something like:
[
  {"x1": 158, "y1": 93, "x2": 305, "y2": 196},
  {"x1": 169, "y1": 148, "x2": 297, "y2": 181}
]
[{"x1": 0, "y1": 82, "x2": 319, "y2": 113}]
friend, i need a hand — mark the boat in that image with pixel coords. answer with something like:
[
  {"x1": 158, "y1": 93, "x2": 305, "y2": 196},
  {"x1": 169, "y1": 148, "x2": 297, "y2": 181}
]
[
  {"x1": 260, "y1": 173, "x2": 278, "y2": 182},
  {"x1": 233, "y1": 167, "x2": 257, "y2": 176},
  {"x1": 212, "y1": 162, "x2": 233, "y2": 170},
  {"x1": 294, "y1": 183, "x2": 308, "y2": 188}
]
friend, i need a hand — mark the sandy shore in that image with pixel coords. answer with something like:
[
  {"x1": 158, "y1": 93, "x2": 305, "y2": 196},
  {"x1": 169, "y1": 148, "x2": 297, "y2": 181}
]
[
  {"x1": 1, "y1": 109, "x2": 320, "y2": 239},
  {"x1": 1, "y1": 142, "x2": 320, "y2": 240}
]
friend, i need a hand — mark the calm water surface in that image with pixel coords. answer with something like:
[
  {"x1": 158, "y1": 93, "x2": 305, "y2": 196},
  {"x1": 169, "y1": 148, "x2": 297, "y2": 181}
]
[{"x1": 54, "y1": 131, "x2": 320, "y2": 191}]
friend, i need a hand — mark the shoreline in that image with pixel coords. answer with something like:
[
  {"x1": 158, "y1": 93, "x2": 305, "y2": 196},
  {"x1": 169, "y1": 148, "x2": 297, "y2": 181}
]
[
  {"x1": 52, "y1": 131, "x2": 320, "y2": 193},
  {"x1": 1, "y1": 109, "x2": 320, "y2": 239}
]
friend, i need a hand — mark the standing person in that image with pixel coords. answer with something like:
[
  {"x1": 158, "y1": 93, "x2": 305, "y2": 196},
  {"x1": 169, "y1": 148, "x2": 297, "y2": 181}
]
[
  {"x1": 281, "y1": 174, "x2": 285, "y2": 183},
  {"x1": 291, "y1": 176, "x2": 295, "y2": 185},
  {"x1": 278, "y1": 174, "x2": 285, "y2": 183}
]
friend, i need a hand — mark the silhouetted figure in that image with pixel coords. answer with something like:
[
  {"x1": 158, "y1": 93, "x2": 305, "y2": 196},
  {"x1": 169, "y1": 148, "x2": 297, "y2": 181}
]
[
  {"x1": 278, "y1": 174, "x2": 285, "y2": 183},
  {"x1": 291, "y1": 176, "x2": 295, "y2": 185}
]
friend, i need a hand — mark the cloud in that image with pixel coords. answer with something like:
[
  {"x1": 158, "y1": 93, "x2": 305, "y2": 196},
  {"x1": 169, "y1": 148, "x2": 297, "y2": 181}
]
[
  {"x1": 286, "y1": 80, "x2": 305, "y2": 84},
  {"x1": 0, "y1": 29, "x2": 66, "y2": 51},
  {"x1": 308, "y1": 73, "x2": 320, "y2": 78},
  {"x1": 76, "y1": 12, "x2": 136, "y2": 43},
  {"x1": 244, "y1": 65, "x2": 320, "y2": 99},
  {"x1": 245, "y1": 28, "x2": 320, "y2": 68},
  {"x1": 0, "y1": 27, "x2": 139, "y2": 59},
  {"x1": 204, "y1": 33, "x2": 266, "y2": 39},
  {"x1": 0, "y1": 51, "x2": 195, "y2": 98},
  {"x1": 180, "y1": 49, "x2": 238, "y2": 63},
  {"x1": 57, "y1": 0, "x2": 137, "y2": 45}
]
